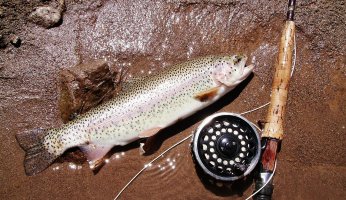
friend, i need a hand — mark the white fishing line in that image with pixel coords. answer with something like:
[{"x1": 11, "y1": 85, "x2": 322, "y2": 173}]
[
  {"x1": 249, "y1": 121, "x2": 263, "y2": 132},
  {"x1": 240, "y1": 102, "x2": 271, "y2": 131},
  {"x1": 240, "y1": 102, "x2": 270, "y2": 116},
  {"x1": 114, "y1": 134, "x2": 193, "y2": 200},
  {"x1": 244, "y1": 160, "x2": 277, "y2": 200}
]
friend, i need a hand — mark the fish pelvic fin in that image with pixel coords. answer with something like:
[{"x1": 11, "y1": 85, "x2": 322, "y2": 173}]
[
  {"x1": 80, "y1": 144, "x2": 113, "y2": 170},
  {"x1": 16, "y1": 128, "x2": 58, "y2": 176}
]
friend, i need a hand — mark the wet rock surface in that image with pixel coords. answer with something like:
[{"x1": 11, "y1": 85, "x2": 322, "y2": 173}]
[
  {"x1": 59, "y1": 59, "x2": 119, "y2": 123},
  {"x1": 0, "y1": 0, "x2": 345, "y2": 200}
]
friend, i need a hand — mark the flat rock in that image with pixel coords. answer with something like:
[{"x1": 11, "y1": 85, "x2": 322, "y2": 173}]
[{"x1": 59, "y1": 59, "x2": 118, "y2": 123}]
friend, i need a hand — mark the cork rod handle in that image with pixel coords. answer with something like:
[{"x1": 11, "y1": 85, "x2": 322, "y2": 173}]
[{"x1": 261, "y1": 21, "x2": 295, "y2": 140}]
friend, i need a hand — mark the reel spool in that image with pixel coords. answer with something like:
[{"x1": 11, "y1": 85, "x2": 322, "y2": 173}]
[{"x1": 192, "y1": 112, "x2": 261, "y2": 181}]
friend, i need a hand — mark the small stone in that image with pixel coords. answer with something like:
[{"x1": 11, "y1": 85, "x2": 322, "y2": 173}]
[
  {"x1": 29, "y1": 6, "x2": 62, "y2": 28},
  {"x1": 9, "y1": 34, "x2": 21, "y2": 48}
]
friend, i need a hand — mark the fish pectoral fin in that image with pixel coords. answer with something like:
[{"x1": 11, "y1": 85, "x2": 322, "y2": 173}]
[
  {"x1": 194, "y1": 86, "x2": 221, "y2": 102},
  {"x1": 138, "y1": 127, "x2": 162, "y2": 138},
  {"x1": 80, "y1": 144, "x2": 112, "y2": 169}
]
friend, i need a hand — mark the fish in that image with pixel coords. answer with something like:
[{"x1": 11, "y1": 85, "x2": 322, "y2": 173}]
[{"x1": 16, "y1": 54, "x2": 254, "y2": 176}]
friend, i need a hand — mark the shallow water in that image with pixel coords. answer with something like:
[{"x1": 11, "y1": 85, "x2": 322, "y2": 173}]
[{"x1": 0, "y1": 0, "x2": 345, "y2": 200}]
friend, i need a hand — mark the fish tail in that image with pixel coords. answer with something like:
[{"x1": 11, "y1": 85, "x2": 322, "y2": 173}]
[{"x1": 16, "y1": 128, "x2": 59, "y2": 176}]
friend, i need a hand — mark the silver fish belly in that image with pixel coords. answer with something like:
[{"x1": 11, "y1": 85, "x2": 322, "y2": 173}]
[{"x1": 16, "y1": 55, "x2": 254, "y2": 175}]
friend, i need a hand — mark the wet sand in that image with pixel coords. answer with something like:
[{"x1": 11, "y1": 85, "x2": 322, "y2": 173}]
[{"x1": 0, "y1": 0, "x2": 345, "y2": 199}]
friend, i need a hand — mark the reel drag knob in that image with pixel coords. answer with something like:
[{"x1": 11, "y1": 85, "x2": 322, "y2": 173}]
[
  {"x1": 191, "y1": 113, "x2": 261, "y2": 181},
  {"x1": 218, "y1": 134, "x2": 238, "y2": 158}
]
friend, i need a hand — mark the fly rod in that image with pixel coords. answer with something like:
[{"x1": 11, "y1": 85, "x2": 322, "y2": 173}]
[{"x1": 253, "y1": 0, "x2": 296, "y2": 199}]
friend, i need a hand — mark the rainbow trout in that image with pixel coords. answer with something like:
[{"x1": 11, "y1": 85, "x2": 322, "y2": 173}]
[{"x1": 16, "y1": 55, "x2": 254, "y2": 175}]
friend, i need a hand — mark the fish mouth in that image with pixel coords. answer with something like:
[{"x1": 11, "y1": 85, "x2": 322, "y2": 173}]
[
  {"x1": 238, "y1": 55, "x2": 254, "y2": 75},
  {"x1": 233, "y1": 54, "x2": 247, "y2": 66},
  {"x1": 244, "y1": 59, "x2": 254, "y2": 70},
  {"x1": 234, "y1": 55, "x2": 254, "y2": 81},
  {"x1": 243, "y1": 64, "x2": 254, "y2": 78},
  {"x1": 233, "y1": 55, "x2": 251, "y2": 75},
  {"x1": 213, "y1": 55, "x2": 254, "y2": 88}
]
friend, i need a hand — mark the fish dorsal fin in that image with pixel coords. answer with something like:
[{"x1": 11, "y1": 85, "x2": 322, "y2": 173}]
[
  {"x1": 194, "y1": 86, "x2": 222, "y2": 102},
  {"x1": 80, "y1": 143, "x2": 113, "y2": 169}
]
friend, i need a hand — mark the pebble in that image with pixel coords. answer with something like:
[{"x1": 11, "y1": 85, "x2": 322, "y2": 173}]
[
  {"x1": 9, "y1": 34, "x2": 21, "y2": 47},
  {"x1": 29, "y1": 6, "x2": 62, "y2": 28}
]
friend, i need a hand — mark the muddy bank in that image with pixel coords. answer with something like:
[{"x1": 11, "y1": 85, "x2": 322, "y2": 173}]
[{"x1": 0, "y1": 0, "x2": 345, "y2": 199}]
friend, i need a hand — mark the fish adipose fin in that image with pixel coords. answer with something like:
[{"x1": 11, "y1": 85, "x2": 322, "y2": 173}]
[
  {"x1": 194, "y1": 86, "x2": 221, "y2": 102},
  {"x1": 16, "y1": 129, "x2": 58, "y2": 176},
  {"x1": 80, "y1": 144, "x2": 112, "y2": 169}
]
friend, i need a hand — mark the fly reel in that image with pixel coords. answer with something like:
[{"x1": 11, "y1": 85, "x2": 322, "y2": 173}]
[{"x1": 192, "y1": 112, "x2": 261, "y2": 181}]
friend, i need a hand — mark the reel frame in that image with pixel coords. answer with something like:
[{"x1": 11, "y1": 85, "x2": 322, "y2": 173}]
[{"x1": 192, "y1": 112, "x2": 261, "y2": 181}]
